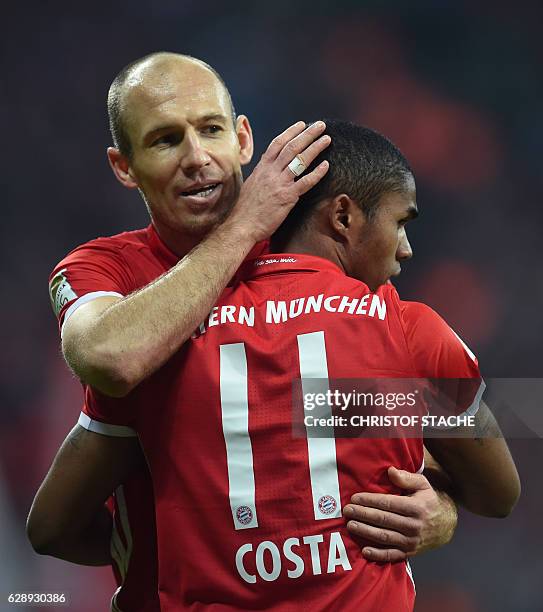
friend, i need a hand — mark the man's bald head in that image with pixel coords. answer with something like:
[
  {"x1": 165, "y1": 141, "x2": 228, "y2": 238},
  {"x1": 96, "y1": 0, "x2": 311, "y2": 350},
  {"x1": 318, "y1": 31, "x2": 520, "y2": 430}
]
[{"x1": 107, "y1": 52, "x2": 236, "y2": 159}]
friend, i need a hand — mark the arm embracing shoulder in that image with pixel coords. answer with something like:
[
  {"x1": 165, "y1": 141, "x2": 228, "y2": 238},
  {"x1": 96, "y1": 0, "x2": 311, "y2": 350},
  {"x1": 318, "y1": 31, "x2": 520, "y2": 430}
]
[
  {"x1": 425, "y1": 401, "x2": 520, "y2": 518},
  {"x1": 27, "y1": 424, "x2": 143, "y2": 564}
]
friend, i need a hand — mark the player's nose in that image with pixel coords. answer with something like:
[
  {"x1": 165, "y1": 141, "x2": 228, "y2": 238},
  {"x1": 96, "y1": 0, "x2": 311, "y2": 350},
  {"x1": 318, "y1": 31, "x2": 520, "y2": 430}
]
[
  {"x1": 397, "y1": 231, "x2": 413, "y2": 261},
  {"x1": 180, "y1": 129, "x2": 212, "y2": 173}
]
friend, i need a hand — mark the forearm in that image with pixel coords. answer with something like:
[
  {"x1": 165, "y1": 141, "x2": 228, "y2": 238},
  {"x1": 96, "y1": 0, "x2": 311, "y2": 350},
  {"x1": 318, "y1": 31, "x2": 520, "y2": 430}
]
[
  {"x1": 67, "y1": 222, "x2": 255, "y2": 396},
  {"x1": 426, "y1": 438, "x2": 519, "y2": 517},
  {"x1": 30, "y1": 504, "x2": 113, "y2": 566},
  {"x1": 422, "y1": 448, "x2": 457, "y2": 544},
  {"x1": 423, "y1": 446, "x2": 456, "y2": 498},
  {"x1": 425, "y1": 405, "x2": 521, "y2": 517}
]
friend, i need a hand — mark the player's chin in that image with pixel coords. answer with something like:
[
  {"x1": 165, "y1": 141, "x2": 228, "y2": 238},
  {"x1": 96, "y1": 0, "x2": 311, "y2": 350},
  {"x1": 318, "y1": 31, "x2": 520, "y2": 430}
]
[
  {"x1": 390, "y1": 265, "x2": 402, "y2": 279},
  {"x1": 381, "y1": 269, "x2": 400, "y2": 287},
  {"x1": 184, "y1": 207, "x2": 231, "y2": 235},
  {"x1": 207, "y1": 196, "x2": 236, "y2": 227}
]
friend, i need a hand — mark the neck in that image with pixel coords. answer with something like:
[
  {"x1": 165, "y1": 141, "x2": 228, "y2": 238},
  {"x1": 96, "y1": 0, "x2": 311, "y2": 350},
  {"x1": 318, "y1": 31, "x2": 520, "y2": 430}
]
[
  {"x1": 270, "y1": 232, "x2": 347, "y2": 274},
  {"x1": 153, "y1": 223, "x2": 212, "y2": 258}
]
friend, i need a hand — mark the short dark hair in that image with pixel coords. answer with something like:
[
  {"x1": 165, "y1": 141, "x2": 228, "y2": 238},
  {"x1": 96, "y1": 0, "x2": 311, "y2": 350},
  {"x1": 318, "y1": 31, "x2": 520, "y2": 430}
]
[
  {"x1": 273, "y1": 119, "x2": 412, "y2": 244},
  {"x1": 107, "y1": 52, "x2": 237, "y2": 159}
]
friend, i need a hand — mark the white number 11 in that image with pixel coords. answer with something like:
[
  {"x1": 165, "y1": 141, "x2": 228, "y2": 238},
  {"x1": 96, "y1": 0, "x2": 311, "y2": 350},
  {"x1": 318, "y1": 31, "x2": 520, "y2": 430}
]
[{"x1": 220, "y1": 331, "x2": 342, "y2": 531}]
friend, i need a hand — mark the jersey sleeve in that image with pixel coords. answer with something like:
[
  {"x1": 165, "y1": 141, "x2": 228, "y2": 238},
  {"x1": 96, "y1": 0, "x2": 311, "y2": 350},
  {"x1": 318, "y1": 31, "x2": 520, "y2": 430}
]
[
  {"x1": 49, "y1": 239, "x2": 135, "y2": 334},
  {"x1": 400, "y1": 301, "x2": 485, "y2": 418},
  {"x1": 78, "y1": 386, "x2": 138, "y2": 437}
]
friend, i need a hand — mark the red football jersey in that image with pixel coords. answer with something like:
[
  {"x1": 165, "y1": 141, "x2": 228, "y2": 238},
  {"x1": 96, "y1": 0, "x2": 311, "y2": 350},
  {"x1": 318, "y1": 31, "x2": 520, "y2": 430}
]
[
  {"x1": 78, "y1": 254, "x2": 482, "y2": 612},
  {"x1": 49, "y1": 224, "x2": 268, "y2": 612}
]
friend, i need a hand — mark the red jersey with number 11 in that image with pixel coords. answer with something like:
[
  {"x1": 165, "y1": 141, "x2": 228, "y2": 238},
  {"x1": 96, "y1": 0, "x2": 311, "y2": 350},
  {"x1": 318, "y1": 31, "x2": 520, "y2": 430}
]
[{"x1": 81, "y1": 253, "x2": 481, "y2": 611}]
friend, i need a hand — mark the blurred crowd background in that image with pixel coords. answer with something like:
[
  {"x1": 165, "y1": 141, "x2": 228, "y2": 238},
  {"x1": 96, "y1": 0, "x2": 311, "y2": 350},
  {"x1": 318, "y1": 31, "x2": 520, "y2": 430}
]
[{"x1": 1, "y1": 1, "x2": 542, "y2": 610}]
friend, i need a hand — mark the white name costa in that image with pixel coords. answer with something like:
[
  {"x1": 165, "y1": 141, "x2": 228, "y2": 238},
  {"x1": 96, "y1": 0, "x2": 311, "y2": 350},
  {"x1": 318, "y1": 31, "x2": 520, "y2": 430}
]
[
  {"x1": 236, "y1": 531, "x2": 351, "y2": 584},
  {"x1": 194, "y1": 293, "x2": 386, "y2": 336}
]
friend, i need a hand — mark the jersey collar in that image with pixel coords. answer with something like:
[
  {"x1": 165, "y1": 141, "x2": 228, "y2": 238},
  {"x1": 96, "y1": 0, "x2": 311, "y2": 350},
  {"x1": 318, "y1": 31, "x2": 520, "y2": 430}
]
[
  {"x1": 145, "y1": 224, "x2": 271, "y2": 272},
  {"x1": 241, "y1": 253, "x2": 345, "y2": 280}
]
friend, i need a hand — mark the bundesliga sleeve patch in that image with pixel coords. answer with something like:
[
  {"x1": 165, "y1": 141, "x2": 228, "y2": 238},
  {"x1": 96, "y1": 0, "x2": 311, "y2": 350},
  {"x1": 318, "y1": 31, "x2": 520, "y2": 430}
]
[{"x1": 49, "y1": 268, "x2": 78, "y2": 317}]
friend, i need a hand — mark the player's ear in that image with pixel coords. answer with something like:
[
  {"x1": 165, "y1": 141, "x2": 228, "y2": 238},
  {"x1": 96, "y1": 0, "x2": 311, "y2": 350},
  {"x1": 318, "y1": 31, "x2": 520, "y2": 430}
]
[
  {"x1": 329, "y1": 194, "x2": 363, "y2": 242},
  {"x1": 107, "y1": 147, "x2": 139, "y2": 189},
  {"x1": 236, "y1": 115, "x2": 254, "y2": 166}
]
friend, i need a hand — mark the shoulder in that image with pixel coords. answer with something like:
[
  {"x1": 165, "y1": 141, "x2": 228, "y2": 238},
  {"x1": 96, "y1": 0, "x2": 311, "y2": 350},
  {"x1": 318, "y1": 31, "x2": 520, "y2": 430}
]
[
  {"x1": 59, "y1": 227, "x2": 150, "y2": 264},
  {"x1": 399, "y1": 300, "x2": 452, "y2": 334},
  {"x1": 400, "y1": 299, "x2": 479, "y2": 375},
  {"x1": 49, "y1": 227, "x2": 150, "y2": 322},
  {"x1": 50, "y1": 227, "x2": 152, "y2": 285},
  {"x1": 399, "y1": 299, "x2": 459, "y2": 349}
]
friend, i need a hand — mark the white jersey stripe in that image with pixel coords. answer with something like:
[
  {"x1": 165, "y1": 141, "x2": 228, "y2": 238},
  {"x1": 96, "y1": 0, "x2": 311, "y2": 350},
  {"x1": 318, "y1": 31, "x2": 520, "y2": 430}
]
[
  {"x1": 78, "y1": 412, "x2": 137, "y2": 438},
  {"x1": 115, "y1": 485, "x2": 133, "y2": 568},
  {"x1": 452, "y1": 329, "x2": 477, "y2": 363},
  {"x1": 115, "y1": 486, "x2": 133, "y2": 553},
  {"x1": 109, "y1": 487, "x2": 133, "y2": 611},
  {"x1": 462, "y1": 379, "x2": 486, "y2": 418},
  {"x1": 61, "y1": 291, "x2": 123, "y2": 337},
  {"x1": 406, "y1": 560, "x2": 416, "y2": 593},
  {"x1": 220, "y1": 343, "x2": 258, "y2": 530},
  {"x1": 110, "y1": 586, "x2": 123, "y2": 612},
  {"x1": 297, "y1": 331, "x2": 341, "y2": 521},
  {"x1": 431, "y1": 379, "x2": 486, "y2": 430},
  {"x1": 110, "y1": 528, "x2": 127, "y2": 579}
]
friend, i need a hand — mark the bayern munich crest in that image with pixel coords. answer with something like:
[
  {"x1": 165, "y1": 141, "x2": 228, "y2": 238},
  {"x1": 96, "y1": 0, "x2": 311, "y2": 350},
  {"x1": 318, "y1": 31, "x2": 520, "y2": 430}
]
[
  {"x1": 318, "y1": 495, "x2": 337, "y2": 515},
  {"x1": 236, "y1": 505, "x2": 254, "y2": 525}
]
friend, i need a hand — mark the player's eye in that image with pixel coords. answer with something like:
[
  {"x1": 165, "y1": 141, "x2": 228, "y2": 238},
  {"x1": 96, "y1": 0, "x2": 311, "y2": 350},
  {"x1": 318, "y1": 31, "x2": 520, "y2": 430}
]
[
  {"x1": 398, "y1": 213, "x2": 417, "y2": 227},
  {"x1": 153, "y1": 133, "x2": 181, "y2": 147},
  {"x1": 201, "y1": 124, "x2": 224, "y2": 135}
]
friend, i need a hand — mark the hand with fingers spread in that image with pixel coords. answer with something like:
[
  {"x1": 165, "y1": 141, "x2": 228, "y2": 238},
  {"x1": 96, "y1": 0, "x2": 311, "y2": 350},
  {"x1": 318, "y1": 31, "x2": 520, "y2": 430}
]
[
  {"x1": 343, "y1": 466, "x2": 458, "y2": 563},
  {"x1": 227, "y1": 121, "x2": 331, "y2": 242}
]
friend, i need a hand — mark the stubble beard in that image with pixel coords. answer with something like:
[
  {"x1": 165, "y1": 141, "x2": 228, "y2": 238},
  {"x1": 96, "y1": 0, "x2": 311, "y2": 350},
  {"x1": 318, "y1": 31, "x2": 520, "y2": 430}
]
[{"x1": 140, "y1": 170, "x2": 242, "y2": 238}]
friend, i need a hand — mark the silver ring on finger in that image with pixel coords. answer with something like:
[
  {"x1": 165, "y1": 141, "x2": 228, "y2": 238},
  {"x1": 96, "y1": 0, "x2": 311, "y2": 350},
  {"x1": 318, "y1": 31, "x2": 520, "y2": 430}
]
[{"x1": 287, "y1": 154, "x2": 306, "y2": 177}]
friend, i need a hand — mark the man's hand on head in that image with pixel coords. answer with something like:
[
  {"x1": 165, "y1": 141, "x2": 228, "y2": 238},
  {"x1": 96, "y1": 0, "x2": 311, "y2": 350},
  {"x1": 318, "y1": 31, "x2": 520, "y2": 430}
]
[
  {"x1": 226, "y1": 121, "x2": 330, "y2": 243},
  {"x1": 343, "y1": 466, "x2": 457, "y2": 563}
]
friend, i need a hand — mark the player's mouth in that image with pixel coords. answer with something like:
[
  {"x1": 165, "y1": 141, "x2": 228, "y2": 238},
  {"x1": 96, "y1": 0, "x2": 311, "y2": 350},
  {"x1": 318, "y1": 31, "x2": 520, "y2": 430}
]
[
  {"x1": 177, "y1": 182, "x2": 223, "y2": 210},
  {"x1": 180, "y1": 183, "x2": 219, "y2": 197}
]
